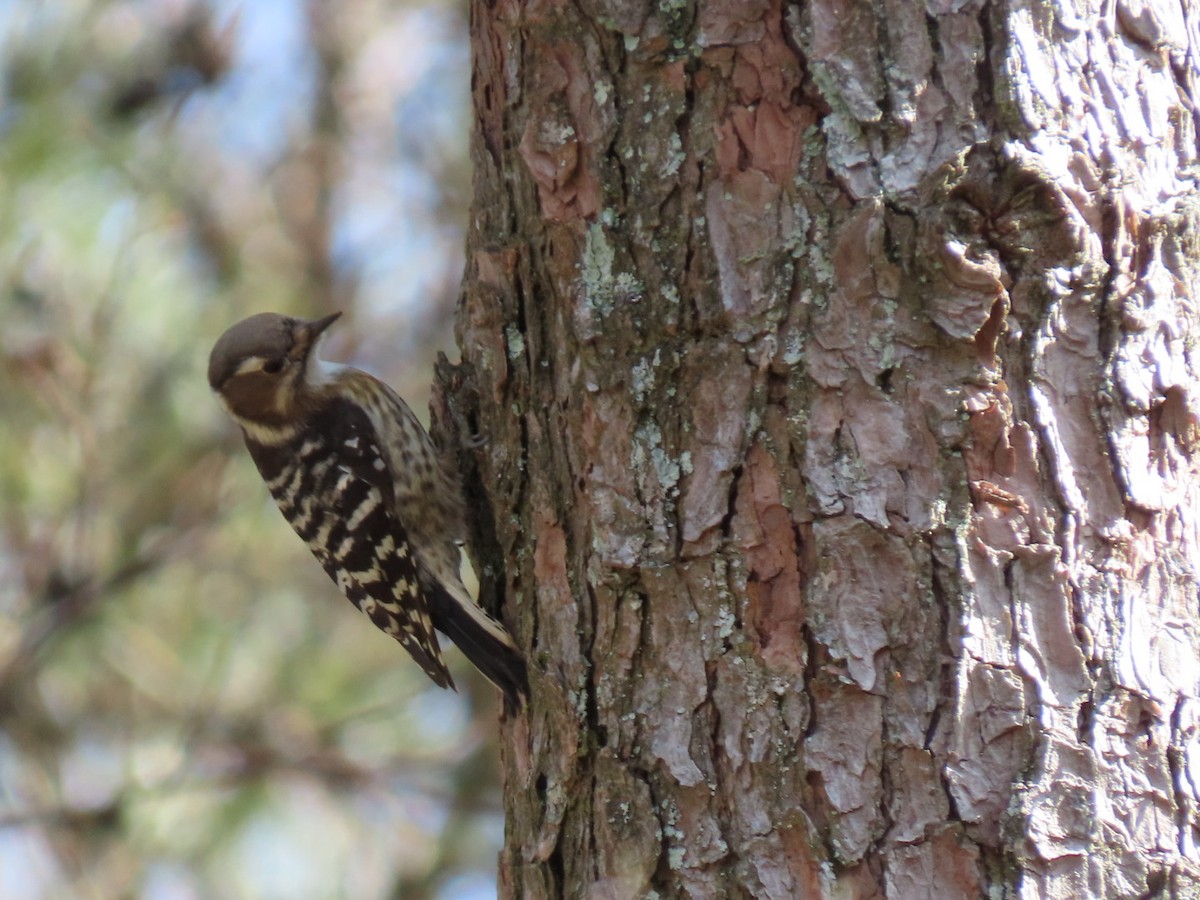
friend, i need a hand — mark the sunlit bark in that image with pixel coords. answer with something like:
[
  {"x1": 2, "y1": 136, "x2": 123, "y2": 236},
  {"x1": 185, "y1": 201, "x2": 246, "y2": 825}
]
[{"x1": 453, "y1": 1, "x2": 1200, "y2": 895}]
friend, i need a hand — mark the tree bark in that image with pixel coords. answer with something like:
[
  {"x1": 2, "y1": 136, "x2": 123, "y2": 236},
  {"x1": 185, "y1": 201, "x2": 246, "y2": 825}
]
[{"x1": 444, "y1": 0, "x2": 1200, "y2": 896}]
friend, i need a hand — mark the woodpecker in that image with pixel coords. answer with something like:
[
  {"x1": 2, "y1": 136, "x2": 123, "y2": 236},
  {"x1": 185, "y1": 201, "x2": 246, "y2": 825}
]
[{"x1": 208, "y1": 312, "x2": 527, "y2": 713}]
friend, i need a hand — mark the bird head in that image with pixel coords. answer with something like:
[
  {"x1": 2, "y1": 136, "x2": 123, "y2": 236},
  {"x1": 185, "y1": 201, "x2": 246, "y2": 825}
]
[{"x1": 208, "y1": 312, "x2": 342, "y2": 440}]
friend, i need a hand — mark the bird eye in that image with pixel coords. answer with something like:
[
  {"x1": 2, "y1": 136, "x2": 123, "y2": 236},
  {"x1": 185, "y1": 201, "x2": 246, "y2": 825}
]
[{"x1": 262, "y1": 358, "x2": 286, "y2": 375}]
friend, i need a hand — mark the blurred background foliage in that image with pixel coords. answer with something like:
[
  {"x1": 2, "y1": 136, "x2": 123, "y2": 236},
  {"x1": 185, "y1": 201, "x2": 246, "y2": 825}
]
[{"x1": 0, "y1": 1, "x2": 505, "y2": 897}]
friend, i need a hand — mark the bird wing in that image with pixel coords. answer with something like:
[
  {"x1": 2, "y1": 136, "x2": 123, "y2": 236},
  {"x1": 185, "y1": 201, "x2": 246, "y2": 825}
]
[{"x1": 259, "y1": 397, "x2": 454, "y2": 690}]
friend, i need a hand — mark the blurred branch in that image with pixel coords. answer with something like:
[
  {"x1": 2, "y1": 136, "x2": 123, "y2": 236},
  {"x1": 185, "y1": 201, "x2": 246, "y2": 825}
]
[
  {"x1": 0, "y1": 731, "x2": 500, "y2": 832},
  {"x1": 266, "y1": 1, "x2": 352, "y2": 315},
  {"x1": 0, "y1": 537, "x2": 173, "y2": 708},
  {"x1": 0, "y1": 802, "x2": 122, "y2": 833},
  {"x1": 108, "y1": 5, "x2": 236, "y2": 120}
]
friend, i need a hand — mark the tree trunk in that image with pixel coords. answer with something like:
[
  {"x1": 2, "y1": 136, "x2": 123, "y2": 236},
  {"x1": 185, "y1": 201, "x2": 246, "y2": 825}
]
[{"x1": 443, "y1": 0, "x2": 1200, "y2": 896}]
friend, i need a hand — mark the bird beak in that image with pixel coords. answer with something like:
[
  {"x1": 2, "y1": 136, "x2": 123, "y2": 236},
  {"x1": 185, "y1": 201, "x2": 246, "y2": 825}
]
[
  {"x1": 294, "y1": 312, "x2": 342, "y2": 357},
  {"x1": 300, "y1": 312, "x2": 342, "y2": 341}
]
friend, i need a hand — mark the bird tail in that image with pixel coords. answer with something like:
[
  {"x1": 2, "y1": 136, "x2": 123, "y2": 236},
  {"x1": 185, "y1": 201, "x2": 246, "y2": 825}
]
[{"x1": 428, "y1": 578, "x2": 528, "y2": 716}]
